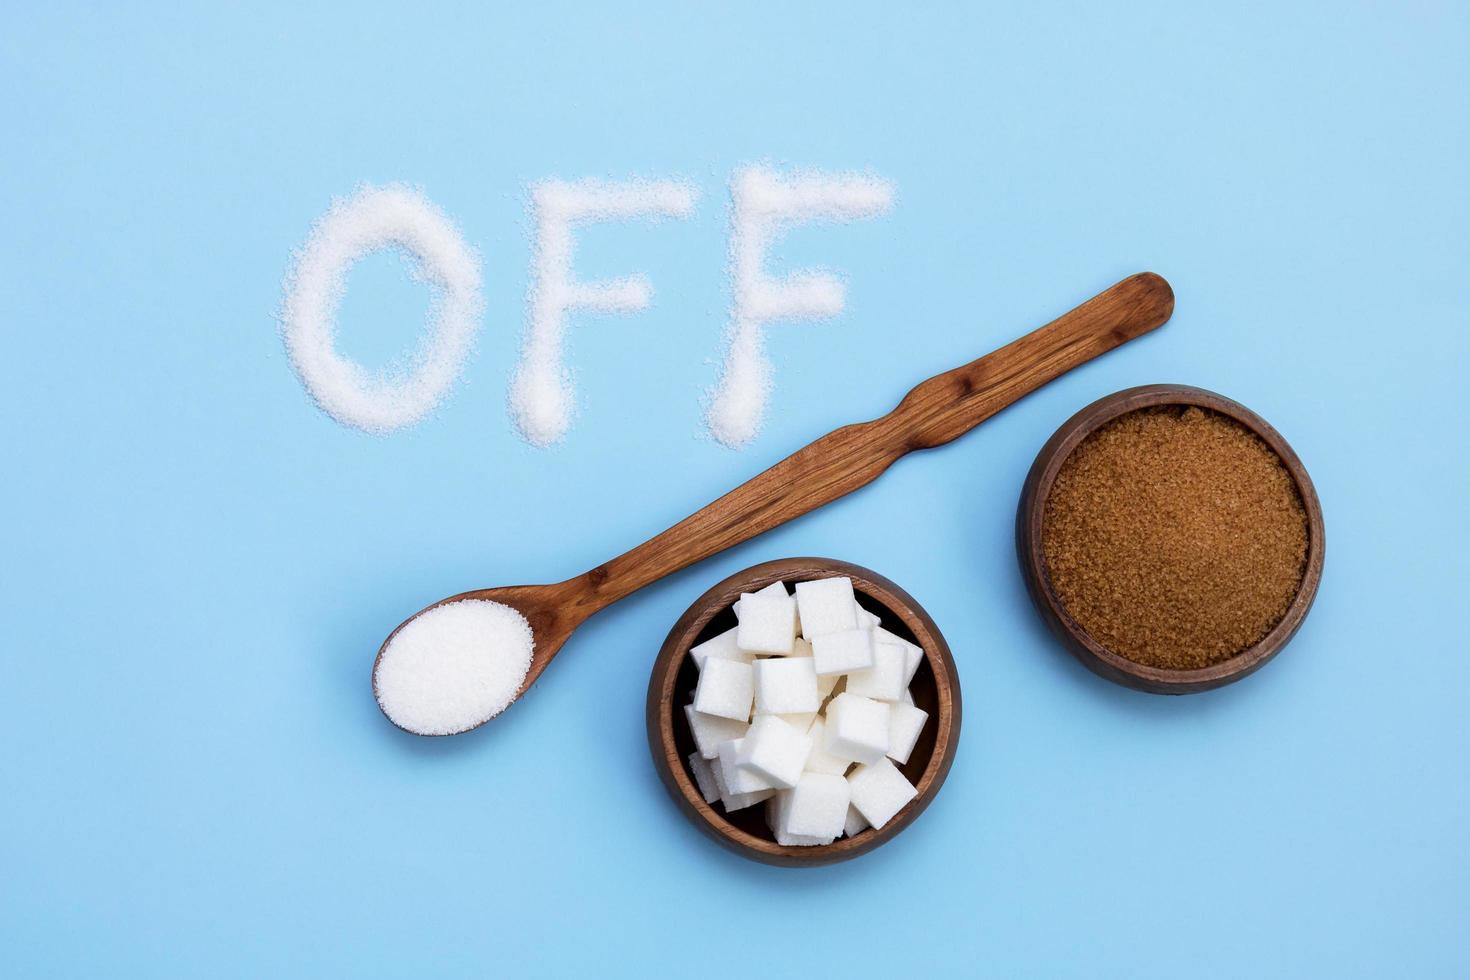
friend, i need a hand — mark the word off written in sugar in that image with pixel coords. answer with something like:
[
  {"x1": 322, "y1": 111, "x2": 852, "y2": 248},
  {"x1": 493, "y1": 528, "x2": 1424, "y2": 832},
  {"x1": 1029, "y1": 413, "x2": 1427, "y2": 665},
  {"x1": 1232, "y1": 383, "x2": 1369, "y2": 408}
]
[{"x1": 278, "y1": 167, "x2": 894, "y2": 449}]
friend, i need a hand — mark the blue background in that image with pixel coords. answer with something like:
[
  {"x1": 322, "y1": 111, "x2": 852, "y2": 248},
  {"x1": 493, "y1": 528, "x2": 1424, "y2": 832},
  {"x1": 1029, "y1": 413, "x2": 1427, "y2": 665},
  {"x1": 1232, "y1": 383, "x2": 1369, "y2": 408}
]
[{"x1": 3, "y1": 2, "x2": 1467, "y2": 976}]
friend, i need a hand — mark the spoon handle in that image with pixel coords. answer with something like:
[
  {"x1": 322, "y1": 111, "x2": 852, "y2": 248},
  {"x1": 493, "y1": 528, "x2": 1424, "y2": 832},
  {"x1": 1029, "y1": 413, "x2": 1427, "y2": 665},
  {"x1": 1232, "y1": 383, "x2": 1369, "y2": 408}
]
[{"x1": 575, "y1": 272, "x2": 1174, "y2": 611}]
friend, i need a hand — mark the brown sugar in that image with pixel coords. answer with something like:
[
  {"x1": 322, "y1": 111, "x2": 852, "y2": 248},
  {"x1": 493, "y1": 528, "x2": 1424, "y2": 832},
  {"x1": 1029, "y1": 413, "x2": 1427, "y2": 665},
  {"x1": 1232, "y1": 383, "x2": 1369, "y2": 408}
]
[{"x1": 1041, "y1": 405, "x2": 1308, "y2": 671}]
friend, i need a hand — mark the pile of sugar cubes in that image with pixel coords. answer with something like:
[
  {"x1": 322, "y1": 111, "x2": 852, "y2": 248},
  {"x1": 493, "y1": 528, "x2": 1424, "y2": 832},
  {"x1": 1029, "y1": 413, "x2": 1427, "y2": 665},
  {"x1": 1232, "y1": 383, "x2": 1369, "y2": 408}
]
[{"x1": 683, "y1": 576, "x2": 930, "y2": 846}]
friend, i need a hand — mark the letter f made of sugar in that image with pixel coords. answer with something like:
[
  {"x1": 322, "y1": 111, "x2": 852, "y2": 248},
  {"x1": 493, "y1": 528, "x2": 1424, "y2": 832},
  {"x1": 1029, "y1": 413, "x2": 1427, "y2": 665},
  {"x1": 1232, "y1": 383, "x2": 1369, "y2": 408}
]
[
  {"x1": 705, "y1": 167, "x2": 895, "y2": 448},
  {"x1": 510, "y1": 178, "x2": 699, "y2": 447}
]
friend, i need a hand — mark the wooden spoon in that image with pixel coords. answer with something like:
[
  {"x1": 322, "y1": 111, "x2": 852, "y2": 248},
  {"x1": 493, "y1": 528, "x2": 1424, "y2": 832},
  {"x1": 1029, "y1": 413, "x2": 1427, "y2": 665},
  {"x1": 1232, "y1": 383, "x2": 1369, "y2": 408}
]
[{"x1": 373, "y1": 272, "x2": 1175, "y2": 735}]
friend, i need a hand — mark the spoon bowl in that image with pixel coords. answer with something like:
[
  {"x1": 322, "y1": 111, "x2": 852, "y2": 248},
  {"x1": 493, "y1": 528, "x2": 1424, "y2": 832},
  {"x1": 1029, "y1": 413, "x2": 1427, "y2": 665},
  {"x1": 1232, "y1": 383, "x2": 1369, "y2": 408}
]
[{"x1": 371, "y1": 580, "x2": 589, "y2": 735}]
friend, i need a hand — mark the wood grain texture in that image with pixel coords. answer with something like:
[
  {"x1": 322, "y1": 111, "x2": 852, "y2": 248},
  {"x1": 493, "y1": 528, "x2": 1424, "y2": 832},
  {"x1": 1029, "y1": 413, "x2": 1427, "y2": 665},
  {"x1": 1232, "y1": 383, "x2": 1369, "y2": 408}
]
[
  {"x1": 375, "y1": 273, "x2": 1173, "y2": 735},
  {"x1": 646, "y1": 558, "x2": 961, "y2": 867},
  {"x1": 1015, "y1": 384, "x2": 1326, "y2": 694}
]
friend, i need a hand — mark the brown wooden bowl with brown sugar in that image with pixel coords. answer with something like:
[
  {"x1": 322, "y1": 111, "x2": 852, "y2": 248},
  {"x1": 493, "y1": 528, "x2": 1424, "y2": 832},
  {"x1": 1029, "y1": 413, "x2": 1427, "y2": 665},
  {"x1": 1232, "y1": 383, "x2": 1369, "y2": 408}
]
[
  {"x1": 647, "y1": 558, "x2": 961, "y2": 867},
  {"x1": 1017, "y1": 385, "x2": 1325, "y2": 695}
]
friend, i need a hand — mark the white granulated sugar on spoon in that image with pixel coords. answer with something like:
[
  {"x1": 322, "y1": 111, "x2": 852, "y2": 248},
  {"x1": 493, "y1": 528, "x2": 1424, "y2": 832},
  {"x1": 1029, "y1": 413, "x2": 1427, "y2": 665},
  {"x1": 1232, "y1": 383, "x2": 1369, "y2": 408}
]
[{"x1": 373, "y1": 599, "x2": 534, "y2": 735}]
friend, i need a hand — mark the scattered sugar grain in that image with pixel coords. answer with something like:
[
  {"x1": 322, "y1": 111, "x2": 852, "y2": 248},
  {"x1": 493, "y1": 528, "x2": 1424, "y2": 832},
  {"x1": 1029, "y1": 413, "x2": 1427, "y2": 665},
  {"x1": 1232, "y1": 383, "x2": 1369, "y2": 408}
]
[{"x1": 374, "y1": 598, "x2": 532, "y2": 735}]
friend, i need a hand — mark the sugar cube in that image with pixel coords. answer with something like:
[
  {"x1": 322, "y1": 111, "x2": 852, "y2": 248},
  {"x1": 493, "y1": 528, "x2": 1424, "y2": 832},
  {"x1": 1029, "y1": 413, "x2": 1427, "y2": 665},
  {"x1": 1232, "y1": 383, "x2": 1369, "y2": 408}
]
[
  {"x1": 680, "y1": 572, "x2": 937, "y2": 838},
  {"x1": 811, "y1": 628, "x2": 875, "y2": 675},
  {"x1": 754, "y1": 657, "x2": 820, "y2": 715},
  {"x1": 802, "y1": 718, "x2": 852, "y2": 775},
  {"x1": 875, "y1": 627, "x2": 923, "y2": 685},
  {"x1": 788, "y1": 638, "x2": 838, "y2": 696},
  {"x1": 738, "y1": 715, "x2": 812, "y2": 789},
  {"x1": 710, "y1": 754, "x2": 773, "y2": 812},
  {"x1": 847, "y1": 757, "x2": 917, "y2": 830},
  {"x1": 735, "y1": 581, "x2": 801, "y2": 637},
  {"x1": 684, "y1": 703, "x2": 749, "y2": 760},
  {"x1": 767, "y1": 790, "x2": 830, "y2": 846},
  {"x1": 689, "y1": 626, "x2": 757, "y2": 671},
  {"x1": 823, "y1": 692, "x2": 891, "y2": 764},
  {"x1": 782, "y1": 773, "x2": 850, "y2": 840},
  {"x1": 735, "y1": 591, "x2": 798, "y2": 654},
  {"x1": 692, "y1": 657, "x2": 753, "y2": 721},
  {"x1": 844, "y1": 639, "x2": 907, "y2": 701},
  {"x1": 730, "y1": 789, "x2": 773, "y2": 811},
  {"x1": 734, "y1": 580, "x2": 786, "y2": 614},
  {"x1": 687, "y1": 751, "x2": 720, "y2": 804},
  {"x1": 886, "y1": 701, "x2": 929, "y2": 765},
  {"x1": 763, "y1": 710, "x2": 816, "y2": 732},
  {"x1": 795, "y1": 577, "x2": 859, "y2": 639},
  {"x1": 718, "y1": 738, "x2": 774, "y2": 795}
]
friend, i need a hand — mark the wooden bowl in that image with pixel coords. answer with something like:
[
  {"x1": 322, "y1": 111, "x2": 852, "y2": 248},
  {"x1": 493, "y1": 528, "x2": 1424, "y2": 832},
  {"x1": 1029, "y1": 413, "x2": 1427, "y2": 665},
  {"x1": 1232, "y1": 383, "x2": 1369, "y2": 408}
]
[
  {"x1": 1016, "y1": 384, "x2": 1325, "y2": 694},
  {"x1": 647, "y1": 558, "x2": 962, "y2": 867}
]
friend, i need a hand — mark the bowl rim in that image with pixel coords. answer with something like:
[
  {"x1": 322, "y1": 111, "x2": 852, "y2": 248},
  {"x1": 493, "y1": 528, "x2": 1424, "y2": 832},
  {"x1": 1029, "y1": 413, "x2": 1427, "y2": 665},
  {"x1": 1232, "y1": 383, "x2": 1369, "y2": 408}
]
[
  {"x1": 646, "y1": 557, "x2": 962, "y2": 867},
  {"x1": 1016, "y1": 384, "x2": 1326, "y2": 694}
]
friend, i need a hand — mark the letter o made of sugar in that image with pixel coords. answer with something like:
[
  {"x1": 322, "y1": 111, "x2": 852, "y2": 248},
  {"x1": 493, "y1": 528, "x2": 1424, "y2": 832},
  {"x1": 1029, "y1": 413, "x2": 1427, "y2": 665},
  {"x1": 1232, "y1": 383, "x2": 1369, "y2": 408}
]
[{"x1": 280, "y1": 185, "x2": 483, "y2": 433}]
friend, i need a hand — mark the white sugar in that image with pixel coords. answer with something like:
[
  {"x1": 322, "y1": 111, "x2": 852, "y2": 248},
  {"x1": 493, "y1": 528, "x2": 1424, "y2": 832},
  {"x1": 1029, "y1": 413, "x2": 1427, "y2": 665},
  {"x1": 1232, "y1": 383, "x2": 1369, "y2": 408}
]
[
  {"x1": 510, "y1": 178, "x2": 698, "y2": 446},
  {"x1": 705, "y1": 166, "x2": 894, "y2": 447},
  {"x1": 374, "y1": 599, "x2": 533, "y2": 735},
  {"x1": 280, "y1": 184, "x2": 483, "y2": 434},
  {"x1": 679, "y1": 574, "x2": 935, "y2": 844},
  {"x1": 688, "y1": 752, "x2": 721, "y2": 805}
]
